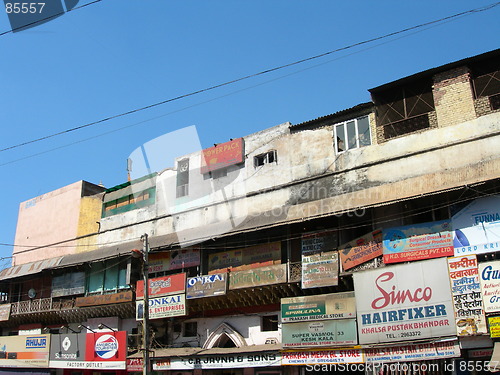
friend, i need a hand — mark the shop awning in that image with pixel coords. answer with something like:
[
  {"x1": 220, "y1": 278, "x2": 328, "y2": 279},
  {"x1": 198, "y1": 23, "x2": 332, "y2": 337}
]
[{"x1": 0, "y1": 257, "x2": 63, "y2": 281}]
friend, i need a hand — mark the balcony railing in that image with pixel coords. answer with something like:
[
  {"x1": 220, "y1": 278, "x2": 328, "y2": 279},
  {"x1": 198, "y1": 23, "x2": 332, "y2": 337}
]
[{"x1": 10, "y1": 298, "x2": 76, "y2": 315}]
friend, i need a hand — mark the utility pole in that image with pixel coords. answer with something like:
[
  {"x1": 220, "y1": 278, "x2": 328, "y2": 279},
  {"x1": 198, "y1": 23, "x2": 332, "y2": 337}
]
[{"x1": 141, "y1": 233, "x2": 150, "y2": 375}]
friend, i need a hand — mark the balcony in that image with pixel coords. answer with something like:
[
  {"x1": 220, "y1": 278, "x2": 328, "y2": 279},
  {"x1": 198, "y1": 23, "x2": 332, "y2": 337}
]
[{"x1": 10, "y1": 298, "x2": 76, "y2": 315}]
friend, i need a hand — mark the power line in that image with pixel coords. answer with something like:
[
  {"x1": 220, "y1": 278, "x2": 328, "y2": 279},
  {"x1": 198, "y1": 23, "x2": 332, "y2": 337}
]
[{"x1": 1, "y1": 1, "x2": 498, "y2": 154}]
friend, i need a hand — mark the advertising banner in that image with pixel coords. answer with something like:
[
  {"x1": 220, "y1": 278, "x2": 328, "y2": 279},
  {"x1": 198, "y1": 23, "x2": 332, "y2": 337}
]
[
  {"x1": 452, "y1": 195, "x2": 500, "y2": 256},
  {"x1": 339, "y1": 229, "x2": 383, "y2": 271},
  {"x1": 282, "y1": 319, "x2": 357, "y2": 347},
  {"x1": 281, "y1": 292, "x2": 356, "y2": 323},
  {"x1": 186, "y1": 273, "x2": 227, "y2": 299},
  {"x1": 353, "y1": 258, "x2": 455, "y2": 344},
  {"x1": 229, "y1": 264, "x2": 287, "y2": 290},
  {"x1": 479, "y1": 260, "x2": 500, "y2": 313},
  {"x1": 153, "y1": 352, "x2": 280, "y2": 370},
  {"x1": 136, "y1": 273, "x2": 186, "y2": 299},
  {"x1": 76, "y1": 290, "x2": 133, "y2": 307},
  {"x1": 489, "y1": 316, "x2": 500, "y2": 338},
  {"x1": 0, "y1": 334, "x2": 50, "y2": 368},
  {"x1": 208, "y1": 242, "x2": 281, "y2": 272},
  {"x1": 49, "y1": 333, "x2": 86, "y2": 368},
  {"x1": 84, "y1": 331, "x2": 127, "y2": 370},
  {"x1": 301, "y1": 251, "x2": 339, "y2": 289},
  {"x1": 281, "y1": 349, "x2": 364, "y2": 365},
  {"x1": 0, "y1": 304, "x2": 10, "y2": 321},
  {"x1": 382, "y1": 220, "x2": 454, "y2": 263},
  {"x1": 136, "y1": 294, "x2": 186, "y2": 320},
  {"x1": 301, "y1": 231, "x2": 338, "y2": 253},
  {"x1": 364, "y1": 340, "x2": 461, "y2": 363},
  {"x1": 447, "y1": 255, "x2": 487, "y2": 335},
  {"x1": 148, "y1": 249, "x2": 200, "y2": 274},
  {"x1": 200, "y1": 137, "x2": 244, "y2": 173},
  {"x1": 127, "y1": 358, "x2": 143, "y2": 371}
]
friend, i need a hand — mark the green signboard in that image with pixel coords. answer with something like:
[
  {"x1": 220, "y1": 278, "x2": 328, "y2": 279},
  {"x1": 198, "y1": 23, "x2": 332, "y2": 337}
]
[{"x1": 282, "y1": 319, "x2": 357, "y2": 348}]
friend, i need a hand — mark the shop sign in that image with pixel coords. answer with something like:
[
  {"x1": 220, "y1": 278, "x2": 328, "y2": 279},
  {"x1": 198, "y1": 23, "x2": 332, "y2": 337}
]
[
  {"x1": 364, "y1": 340, "x2": 461, "y2": 363},
  {"x1": 301, "y1": 231, "x2": 338, "y2": 253},
  {"x1": 301, "y1": 251, "x2": 338, "y2": 289},
  {"x1": 339, "y1": 229, "x2": 383, "y2": 271},
  {"x1": 382, "y1": 220, "x2": 454, "y2": 263},
  {"x1": 49, "y1": 333, "x2": 86, "y2": 368},
  {"x1": 354, "y1": 258, "x2": 455, "y2": 345},
  {"x1": 208, "y1": 242, "x2": 281, "y2": 272},
  {"x1": 84, "y1": 331, "x2": 127, "y2": 369},
  {"x1": 469, "y1": 348, "x2": 494, "y2": 358},
  {"x1": 281, "y1": 292, "x2": 356, "y2": 323},
  {"x1": 75, "y1": 290, "x2": 133, "y2": 307},
  {"x1": 136, "y1": 273, "x2": 186, "y2": 299},
  {"x1": 479, "y1": 261, "x2": 500, "y2": 313},
  {"x1": 200, "y1": 137, "x2": 244, "y2": 173},
  {"x1": 148, "y1": 248, "x2": 200, "y2": 274},
  {"x1": 136, "y1": 293, "x2": 186, "y2": 320},
  {"x1": 448, "y1": 255, "x2": 487, "y2": 335},
  {"x1": 0, "y1": 334, "x2": 50, "y2": 367},
  {"x1": 154, "y1": 352, "x2": 281, "y2": 370},
  {"x1": 127, "y1": 358, "x2": 143, "y2": 371},
  {"x1": 452, "y1": 195, "x2": 500, "y2": 256},
  {"x1": 282, "y1": 319, "x2": 357, "y2": 347},
  {"x1": 229, "y1": 264, "x2": 287, "y2": 290},
  {"x1": 0, "y1": 304, "x2": 10, "y2": 321},
  {"x1": 186, "y1": 273, "x2": 227, "y2": 299},
  {"x1": 488, "y1": 316, "x2": 500, "y2": 338},
  {"x1": 281, "y1": 348, "x2": 363, "y2": 365}
]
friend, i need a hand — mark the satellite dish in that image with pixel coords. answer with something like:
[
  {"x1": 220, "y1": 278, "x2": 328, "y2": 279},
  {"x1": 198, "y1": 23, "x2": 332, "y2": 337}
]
[{"x1": 28, "y1": 289, "x2": 36, "y2": 299}]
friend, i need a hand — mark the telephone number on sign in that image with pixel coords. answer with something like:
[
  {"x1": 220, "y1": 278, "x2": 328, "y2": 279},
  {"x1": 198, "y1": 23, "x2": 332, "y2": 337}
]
[
  {"x1": 400, "y1": 331, "x2": 422, "y2": 338},
  {"x1": 5, "y1": 3, "x2": 45, "y2": 14}
]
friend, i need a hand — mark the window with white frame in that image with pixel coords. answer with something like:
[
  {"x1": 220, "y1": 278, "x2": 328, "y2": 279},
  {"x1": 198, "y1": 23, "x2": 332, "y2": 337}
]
[
  {"x1": 334, "y1": 115, "x2": 371, "y2": 153},
  {"x1": 254, "y1": 150, "x2": 277, "y2": 168}
]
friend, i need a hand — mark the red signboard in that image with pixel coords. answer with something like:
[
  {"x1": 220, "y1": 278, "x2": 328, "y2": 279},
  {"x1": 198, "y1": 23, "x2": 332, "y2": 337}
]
[
  {"x1": 85, "y1": 331, "x2": 127, "y2": 369},
  {"x1": 200, "y1": 138, "x2": 244, "y2": 173},
  {"x1": 136, "y1": 273, "x2": 186, "y2": 299},
  {"x1": 127, "y1": 358, "x2": 143, "y2": 371}
]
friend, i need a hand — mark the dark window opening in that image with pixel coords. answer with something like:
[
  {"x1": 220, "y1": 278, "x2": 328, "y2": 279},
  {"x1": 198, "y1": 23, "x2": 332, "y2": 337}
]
[
  {"x1": 183, "y1": 321, "x2": 197, "y2": 337},
  {"x1": 472, "y1": 58, "x2": 500, "y2": 99},
  {"x1": 176, "y1": 159, "x2": 190, "y2": 198},
  {"x1": 203, "y1": 168, "x2": 228, "y2": 180},
  {"x1": 254, "y1": 151, "x2": 277, "y2": 168},
  {"x1": 261, "y1": 315, "x2": 278, "y2": 332}
]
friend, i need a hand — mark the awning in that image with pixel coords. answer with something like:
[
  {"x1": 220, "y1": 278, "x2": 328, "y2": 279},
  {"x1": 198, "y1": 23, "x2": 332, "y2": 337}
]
[
  {"x1": 0, "y1": 257, "x2": 63, "y2": 281},
  {"x1": 129, "y1": 344, "x2": 282, "y2": 359}
]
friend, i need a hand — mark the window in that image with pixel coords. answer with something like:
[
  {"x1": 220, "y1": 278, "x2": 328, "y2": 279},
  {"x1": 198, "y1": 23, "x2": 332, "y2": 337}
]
[
  {"x1": 334, "y1": 115, "x2": 371, "y2": 153},
  {"x1": 261, "y1": 315, "x2": 278, "y2": 332},
  {"x1": 472, "y1": 58, "x2": 500, "y2": 110},
  {"x1": 203, "y1": 168, "x2": 228, "y2": 180},
  {"x1": 254, "y1": 150, "x2": 277, "y2": 168},
  {"x1": 102, "y1": 188, "x2": 155, "y2": 217},
  {"x1": 86, "y1": 259, "x2": 129, "y2": 295},
  {"x1": 183, "y1": 322, "x2": 197, "y2": 337},
  {"x1": 176, "y1": 159, "x2": 189, "y2": 198}
]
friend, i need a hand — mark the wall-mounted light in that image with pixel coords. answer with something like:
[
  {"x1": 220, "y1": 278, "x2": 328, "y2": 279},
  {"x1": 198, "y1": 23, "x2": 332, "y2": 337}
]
[
  {"x1": 77, "y1": 324, "x2": 96, "y2": 333},
  {"x1": 61, "y1": 325, "x2": 79, "y2": 333},
  {"x1": 98, "y1": 323, "x2": 117, "y2": 332}
]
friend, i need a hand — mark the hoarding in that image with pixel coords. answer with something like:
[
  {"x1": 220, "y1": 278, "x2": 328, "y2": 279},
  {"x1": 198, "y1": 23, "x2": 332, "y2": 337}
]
[
  {"x1": 148, "y1": 249, "x2": 200, "y2": 274},
  {"x1": 382, "y1": 220, "x2": 454, "y2": 263},
  {"x1": 136, "y1": 293, "x2": 186, "y2": 320},
  {"x1": 479, "y1": 260, "x2": 500, "y2": 313},
  {"x1": 200, "y1": 137, "x2": 244, "y2": 173},
  {"x1": 448, "y1": 255, "x2": 487, "y2": 335},
  {"x1": 281, "y1": 292, "x2": 356, "y2": 323},
  {"x1": 339, "y1": 229, "x2": 383, "y2": 271},
  {"x1": 364, "y1": 340, "x2": 461, "y2": 363},
  {"x1": 0, "y1": 304, "x2": 10, "y2": 321},
  {"x1": 49, "y1": 333, "x2": 87, "y2": 368},
  {"x1": 281, "y1": 349, "x2": 364, "y2": 365},
  {"x1": 0, "y1": 334, "x2": 50, "y2": 368},
  {"x1": 301, "y1": 251, "x2": 338, "y2": 289},
  {"x1": 353, "y1": 258, "x2": 455, "y2": 344},
  {"x1": 488, "y1": 316, "x2": 500, "y2": 338},
  {"x1": 136, "y1": 273, "x2": 186, "y2": 299},
  {"x1": 76, "y1": 290, "x2": 133, "y2": 307},
  {"x1": 208, "y1": 242, "x2": 281, "y2": 272},
  {"x1": 301, "y1": 231, "x2": 338, "y2": 253},
  {"x1": 84, "y1": 331, "x2": 127, "y2": 370},
  {"x1": 153, "y1": 352, "x2": 280, "y2": 370},
  {"x1": 282, "y1": 319, "x2": 357, "y2": 347},
  {"x1": 452, "y1": 195, "x2": 500, "y2": 256},
  {"x1": 186, "y1": 273, "x2": 227, "y2": 299},
  {"x1": 229, "y1": 264, "x2": 287, "y2": 290}
]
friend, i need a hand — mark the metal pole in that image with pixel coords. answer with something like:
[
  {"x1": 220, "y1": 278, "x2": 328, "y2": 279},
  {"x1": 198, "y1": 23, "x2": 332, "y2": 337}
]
[{"x1": 141, "y1": 233, "x2": 150, "y2": 375}]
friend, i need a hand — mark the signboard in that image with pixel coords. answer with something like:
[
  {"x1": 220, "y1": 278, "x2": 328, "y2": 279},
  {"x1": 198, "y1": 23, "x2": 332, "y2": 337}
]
[
  {"x1": 84, "y1": 331, "x2": 127, "y2": 370},
  {"x1": 301, "y1": 251, "x2": 338, "y2": 289},
  {"x1": 448, "y1": 255, "x2": 487, "y2": 335},
  {"x1": 364, "y1": 340, "x2": 461, "y2": 363},
  {"x1": 301, "y1": 231, "x2": 338, "y2": 253},
  {"x1": 339, "y1": 229, "x2": 383, "y2": 271},
  {"x1": 153, "y1": 352, "x2": 280, "y2": 370},
  {"x1": 200, "y1": 137, "x2": 244, "y2": 173},
  {"x1": 281, "y1": 292, "x2": 356, "y2": 323},
  {"x1": 208, "y1": 242, "x2": 281, "y2": 272},
  {"x1": 0, "y1": 304, "x2": 11, "y2": 321},
  {"x1": 281, "y1": 349, "x2": 364, "y2": 365},
  {"x1": 49, "y1": 333, "x2": 87, "y2": 368},
  {"x1": 148, "y1": 249, "x2": 200, "y2": 274},
  {"x1": 229, "y1": 264, "x2": 287, "y2": 290},
  {"x1": 127, "y1": 358, "x2": 143, "y2": 371},
  {"x1": 0, "y1": 334, "x2": 50, "y2": 368},
  {"x1": 452, "y1": 195, "x2": 500, "y2": 256},
  {"x1": 136, "y1": 273, "x2": 186, "y2": 299},
  {"x1": 382, "y1": 220, "x2": 454, "y2": 263},
  {"x1": 136, "y1": 294, "x2": 186, "y2": 320},
  {"x1": 282, "y1": 319, "x2": 357, "y2": 347},
  {"x1": 76, "y1": 290, "x2": 133, "y2": 307},
  {"x1": 186, "y1": 273, "x2": 227, "y2": 299},
  {"x1": 479, "y1": 261, "x2": 500, "y2": 313},
  {"x1": 489, "y1": 316, "x2": 500, "y2": 338},
  {"x1": 353, "y1": 258, "x2": 455, "y2": 345}
]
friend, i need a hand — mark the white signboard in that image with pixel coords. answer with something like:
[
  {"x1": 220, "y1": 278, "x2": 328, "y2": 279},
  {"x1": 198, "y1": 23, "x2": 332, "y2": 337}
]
[
  {"x1": 281, "y1": 349, "x2": 364, "y2": 365},
  {"x1": 136, "y1": 294, "x2": 186, "y2": 320},
  {"x1": 353, "y1": 258, "x2": 455, "y2": 344},
  {"x1": 479, "y1": 260, "x2": 500, "y2": 313},
  {"x1": 452, "y1": 196, "x2": 500, "y2": 256},
  {"x1": 364, "y1": 340, "x2": 461, "y2": 363}
]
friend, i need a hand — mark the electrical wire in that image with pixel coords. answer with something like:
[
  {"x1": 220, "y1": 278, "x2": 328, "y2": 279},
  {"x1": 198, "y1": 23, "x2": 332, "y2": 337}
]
[{"x1": 1, "y1": 1, "x2": 498, "y2": 153}]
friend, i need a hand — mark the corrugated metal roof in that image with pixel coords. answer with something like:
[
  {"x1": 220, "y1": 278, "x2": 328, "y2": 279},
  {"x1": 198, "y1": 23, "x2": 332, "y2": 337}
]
[{"x1": 0, "y1": 257, "x2": 63, "y2": 280}]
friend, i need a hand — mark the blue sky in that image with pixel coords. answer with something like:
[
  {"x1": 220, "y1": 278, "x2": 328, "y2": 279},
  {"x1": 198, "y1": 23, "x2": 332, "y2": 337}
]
[{"x1": 0, "y1": 0, "x2": 498, "y2": 266}]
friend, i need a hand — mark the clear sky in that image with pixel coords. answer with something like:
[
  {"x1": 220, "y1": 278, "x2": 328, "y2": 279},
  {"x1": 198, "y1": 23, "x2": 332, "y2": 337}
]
[{"x1": 0, "y1": 0, "x2": 499, "y2": 267}]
